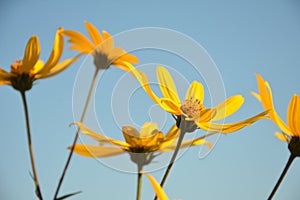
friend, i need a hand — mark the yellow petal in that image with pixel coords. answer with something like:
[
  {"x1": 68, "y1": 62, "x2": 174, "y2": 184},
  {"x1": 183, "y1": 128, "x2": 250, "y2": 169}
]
[
  {"x1": 185, "y1": 81, "x2": 204, "y2": 103},
  {"x1": 160, "y1": 137, "x2": 212, "y2": 152},
  {"x1": 101, "y1": 30, "x2": 114, "y2": 54},
  {"x1": 124, "y1": 62, "x2": 161, "y2": 105},
  {"x1": 21, "y1": 36, "x2": 40, "y2": 73},
  {"x1": 287, "y1": 95, "x2": 300, "y2": 137},
  {"x1": 140, "y1": 122, "x2": 159, "y2": 137},
  {"x1": 255, "y1": 74, "x2": 291, "y2": 135},
  {"x1": 69, "y1": 144, "x2": 125, "y2": 158},
  {"x1": 0, "y1": 80, "x2": 11, "y2": 86},
  {"x1": 212, "y1": 95, "x2": 244, "y2": 121},
  {"x1": 142, "y1": 172, "x2": 169, "y2": 200},
  {"x1": 39, "y1": 28, "x2": 64, "y2": 75},
  {"x1": 156, "y1": 66, "x2": 180, "y2": 105},
  {"x1": 250, "y1": 91, "x2": 261, "y2": 102},
  {"x1": 160, "y1": 98, "x2": 182, "y2": 115},
  {"x1": 73, "y1": 122, "x2": 130, "y2": 148},
  {"x1": 197, "y1": 108, "x2": 217, "y2": 122},
  {"x1": 84, "y1": 21, "x2": 103, "y2": 45},
  {"x1": 275, "y1": 132, "x2": 290, "y2": 143},
  {"x1": 37, "y1": 57, "x2": 78, "y2": 79},
  {"x1": 62, "y1": 30, "x2": 94, "y2": 54},
  {"x1": 113, "y1": 53, "x2": 139, "y2": 67},
  {"x1": 197, "y1": 110, "x2": 268, "y2": 134},
  {"x1": 0, "y1": 68, "x2": 11, "y2": 79}
]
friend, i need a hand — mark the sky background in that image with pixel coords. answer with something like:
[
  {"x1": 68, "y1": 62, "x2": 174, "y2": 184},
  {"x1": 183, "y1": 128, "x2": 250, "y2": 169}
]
[{"x1": 0, "y1": 0, "x2": 300, "y2": 199}]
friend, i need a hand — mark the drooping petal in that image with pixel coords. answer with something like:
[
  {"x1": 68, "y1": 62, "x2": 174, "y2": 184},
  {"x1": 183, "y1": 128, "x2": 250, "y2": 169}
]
[
  {"x1": 113, "y1": 52, "x2": 139, "y2": 67},
  {"x1": 196, "y1": 108, "x2": 216, "y2": 122},
  {"x1": 84, "y1": 21, "x2": 103, "y2": 45},
  {"x1": 73, "y1": 122, "x2": 130, "y2": 148},
  {"x1": 255, "y1": 74, "x2": 292, "y2": 135},
  {"x1": 63, "y1": 30, "x2": 94, "y2": 54},
  {"x1": 21, "y1": 36, "x2": 40, "y2": 73},
  {"x1": 143, "y1": 172, "x2": 169, "y2": 200},
  {"x1": 38, "y1": 28, "x2": 64, "y2": 75},
  {"x1": 211, "y1": 95, "x2": 244, "y2": 121},
  {"x1": 185, "y1": 81, "x2": 204, "y2": 103},
  {"x1": 250, "y1": 91, "x2": 261, "y2": 102},
  {"x1": 275, "y1": 132, "x2": 290, "y2": 143},
  {"x1": 156, "y1": 66, "x2": 180, "y2": 105},
  {"x1": 37, "y1": 56, "x2": 78, "y2": 79},
  {"x1": 287, "y1": 95, "x2": 300, "y2": 137},
  {"x1": 164, "y1": 125, "x2": 180, "y2": 141},
  {"x1": 124, "y1": 62, "x2": 161, "y2": 104},
  {"x1": 0, "y1": 68, "x2": 11, "y2": 79},
  {"x1": 160, "y1": 137, "x2": 212, "y2": 152},
  {"x1": 197, "y1": 110, "x2": 268, "y2": 134},
  {"x1": 69, "y1": 144, "x2": 125, "y2": 158}
]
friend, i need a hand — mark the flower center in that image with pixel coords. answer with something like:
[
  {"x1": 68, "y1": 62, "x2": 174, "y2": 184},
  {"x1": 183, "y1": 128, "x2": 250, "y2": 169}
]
[
  {"x1": 180, "y1": 98, "x2": 204, "y2": 118},
  {"x1": 10, "y1": 59, "x2": 34, "y2": 92}
]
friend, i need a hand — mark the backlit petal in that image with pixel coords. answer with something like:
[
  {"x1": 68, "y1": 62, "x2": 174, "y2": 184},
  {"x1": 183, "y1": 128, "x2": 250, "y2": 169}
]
[
  {"x1": 197, "y1": 110, "x2": 268, "y2": 134},
  {"x1": 287, "y1": 95, "x2": 300, "y2": 137},
  {"x1": 63, "y1": 30, "x2": 94, "y2": 53},
  {"x1": 143, "y1": 172, "x2": 169, "y2": 200},
  {"x1": 21, "y1": 36, "x2": 40, "y2": 73},
  {"x1": 101, "y1": 30, "x2": 114, "y2": 54},
  {"x1": 212, "y1": 95, "x2": 244, "y2": 121},
  {"x1": 275, "y1": 132, "x2": 290, "y2": 143},
  {"x1": 255, "y1": 74, "x2": 291, "y2": 135},
  {"x1": 157, "y1": 66, "x2": 180, "y2": 104},
  {"x1": 39, "y1": 28, "x2": 64, "y2": 75},
  {"x1": 160, "y1": 98, "x2": 182, "y2": 115},
  {"x1": 185, "y1": 81, "x2": 204, "y2": 103},
  {"x1": 73, "y1": 122, "x2": 130, "y2": 148},
  {"x1": 70, "y1": 144, "x2": 125, "y2": 158},
  {"x1": 84, "y1": 21, "x2": 103, "y2": 45}
]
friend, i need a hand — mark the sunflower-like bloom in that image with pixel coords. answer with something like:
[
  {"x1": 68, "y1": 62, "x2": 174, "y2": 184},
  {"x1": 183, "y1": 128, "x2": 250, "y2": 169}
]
[
  {"x1": 70, "y1": 122, "x2": 211, "y2": 165},
  {"x1": 125, "y1": 63, "x2": 267, "y2": 134},
  {"x1": 253, "y1": 74, "x2": 300, "y2": 156},
  {"x1": 0, "y1": 28, "x2": 78, "y2": 92},
  {"x1": 62, "y1": 21, "x2": 139, "y2": 71}
]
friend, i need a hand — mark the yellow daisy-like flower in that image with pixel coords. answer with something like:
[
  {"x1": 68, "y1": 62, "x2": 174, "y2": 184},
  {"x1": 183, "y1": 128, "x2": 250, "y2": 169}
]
[
  {"x1": 253, "y1": 74, "x2": 300, "y2": 156},
  {"x1": 125, "y1": 63, "x2": 267, "y2": 134},
  {"x1": 70, "y1": 122, "x2": 211, "y2": 165},
  {"x1": 0, "y1": 28, "x2": 78, "y2": 92},
  {"x1": 62, "y1": 21, "x2": 139, "y2": 71}
]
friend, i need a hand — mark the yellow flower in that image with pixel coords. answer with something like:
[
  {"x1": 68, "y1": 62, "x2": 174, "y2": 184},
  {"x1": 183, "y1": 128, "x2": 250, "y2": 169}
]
[
  {"x1": 0, "y1": 28, "x2": 78, "y2": 92},
  {"x1": 62, "y1": 21, "x2": 139, "y2": 71},
  {"x1": 70, "y1": 122, "x2": 212, "y2": 164},
  {"x1": 125, "y1": 63, "x2": 267, "y2": 134},
  {"x1": 253, "y1": 74, "x2": 300, "y2": 155}
]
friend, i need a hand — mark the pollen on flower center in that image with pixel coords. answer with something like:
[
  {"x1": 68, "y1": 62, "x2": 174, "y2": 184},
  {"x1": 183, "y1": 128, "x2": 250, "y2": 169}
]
[{"x1": 180, "y1": 98, "x2": 204, "y2": 118}]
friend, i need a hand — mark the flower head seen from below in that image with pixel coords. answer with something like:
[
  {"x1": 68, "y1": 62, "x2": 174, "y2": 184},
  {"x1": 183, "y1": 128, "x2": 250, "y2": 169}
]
[
  {"x1": 253, "y1": 74, "x2": 300, "y2": 156},
  {"x1": 62, "y1": 21, "x2": 139, "y2": 71},
  {"x1": 0, "y1": 28, "x2": 78, "y2": 92},
  {"x1": 70, "y1": 122, "x2": 212, "y2": 167},
  {"x1": 125, "y1": 63, "x2": 268, "y2": 134}
]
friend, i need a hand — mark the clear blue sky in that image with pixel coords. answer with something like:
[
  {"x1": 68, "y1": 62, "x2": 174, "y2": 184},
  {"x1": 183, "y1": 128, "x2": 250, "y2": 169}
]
[{"x1": 1, "y1": 0, "x2": 300, "y2": 199}]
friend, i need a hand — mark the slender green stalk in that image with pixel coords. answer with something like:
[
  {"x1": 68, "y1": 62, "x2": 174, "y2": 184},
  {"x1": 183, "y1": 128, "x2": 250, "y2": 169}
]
[
  {"x1": 53, "y1": 69, "x2": 100, "y2": 199},
  {"x1": 267, "y1": 154, "x2": 295, "y2": 200},
  {"x1": 136, "y1": 165, "x2": 143, "y2": 200},
  {"x1": 20, "y1": 91, "x2": 43, "y2": 200},
  {"x1": 153, "y1": 130, "x2": 186, "y2": 200}
]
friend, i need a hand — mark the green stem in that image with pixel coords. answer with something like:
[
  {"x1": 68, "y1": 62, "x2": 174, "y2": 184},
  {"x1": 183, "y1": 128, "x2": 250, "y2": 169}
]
[
  {"x1": 53, "y1": 69, "x2": 100, "y2": 199},
  {"x1": 153, "y1": 130, "x2": 186, "y2": 200},
  {"x1": 136, "y1": 165, "x2": 143, "y2": 200},
  {"x1": 20, "y1": 91, "x2": 43, "y2": 200},
  {"x1": 267, "y1": 154, "x2": 295, "y2": 200}
]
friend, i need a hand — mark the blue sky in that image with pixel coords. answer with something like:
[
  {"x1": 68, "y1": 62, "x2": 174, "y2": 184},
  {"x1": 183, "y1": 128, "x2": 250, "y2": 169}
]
[{"x1": 0, "y1": 0, "x2": 300, "y2": 199}]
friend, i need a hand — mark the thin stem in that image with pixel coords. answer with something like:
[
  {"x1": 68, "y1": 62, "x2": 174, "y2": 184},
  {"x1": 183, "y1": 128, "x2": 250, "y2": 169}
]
[
  {"x1": 153, "y1": 130, "x2": 186, "y2": 200},
  {"x1": 267, "y1": 154, "x2": 295, "y2": 200},
  {"x1": 53, "y1": 69, "x2": 100, "y2": 199},
  {"x1": 20, "y1": 91, "x2": 43, "y2": 200},
  {"x1": 136, "y1": 165, "x2": 143, "y2": 200}
]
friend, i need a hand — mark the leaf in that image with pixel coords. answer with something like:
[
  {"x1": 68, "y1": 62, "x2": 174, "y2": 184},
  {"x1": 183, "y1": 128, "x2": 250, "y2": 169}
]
[{"x1": 55, "y1": 191, "x2": 82, "y2": 200}]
